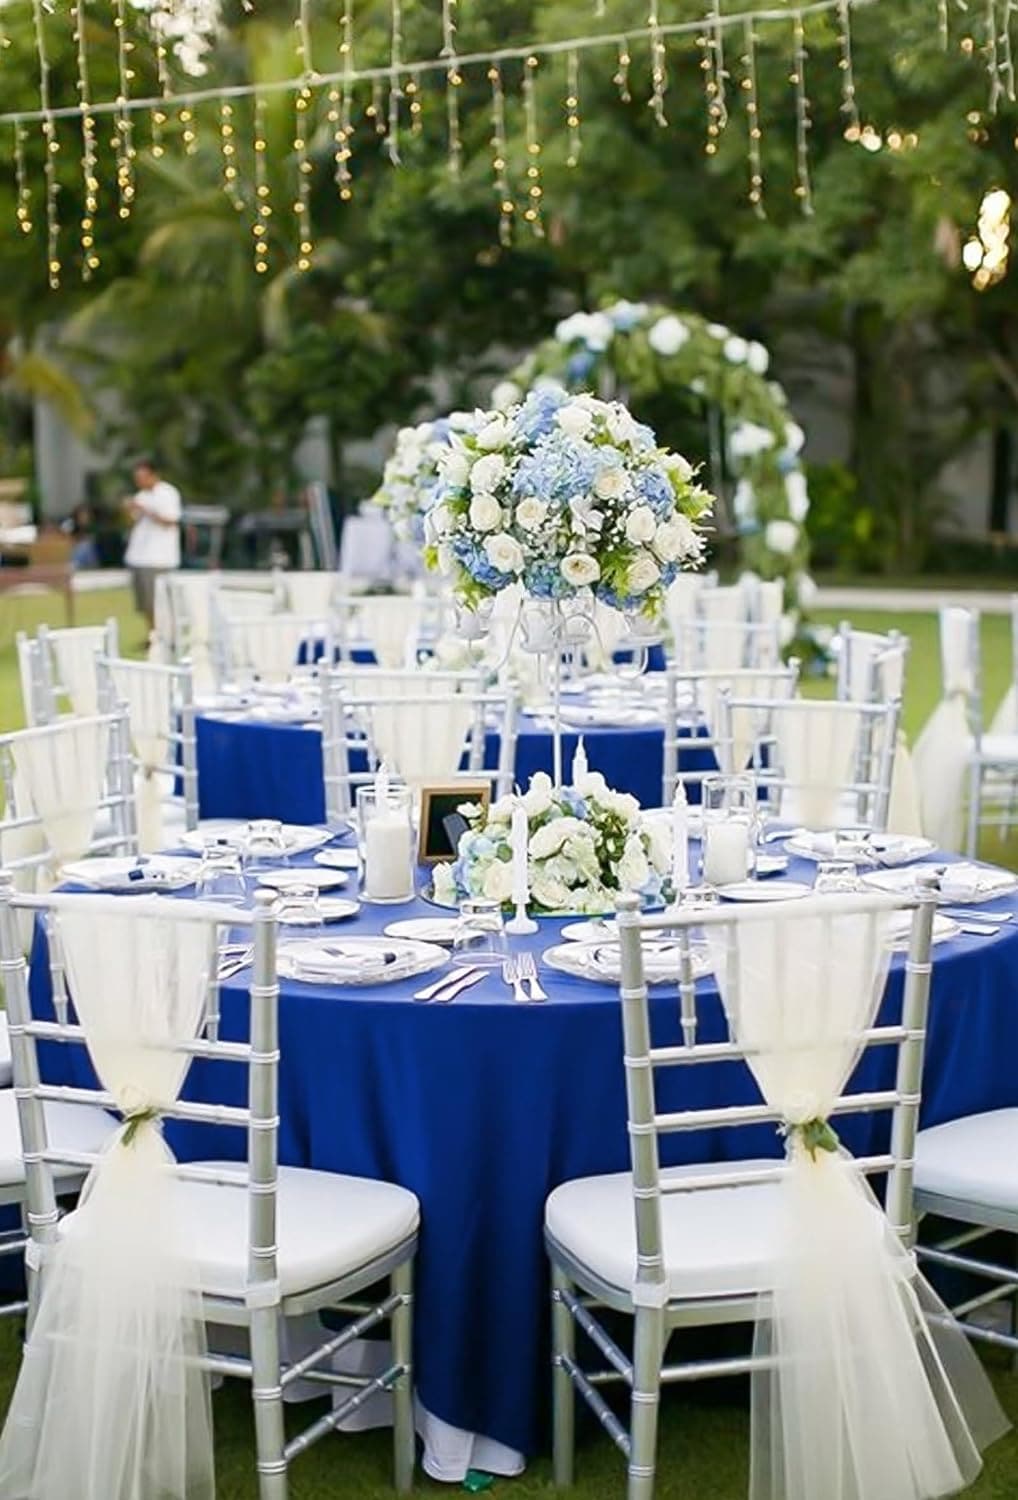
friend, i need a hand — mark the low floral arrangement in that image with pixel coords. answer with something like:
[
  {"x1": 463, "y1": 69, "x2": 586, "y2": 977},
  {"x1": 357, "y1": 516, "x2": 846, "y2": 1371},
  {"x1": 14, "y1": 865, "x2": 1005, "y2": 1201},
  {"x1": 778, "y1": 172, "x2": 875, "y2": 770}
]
[
  {"x1": 422, "y1": 387, "x2": 712, "y2": 617},
  {"x1": 370, "y1": 414, "x2": 472, "y2": 544},
  {"x1": 432, "y1": 770, "x2": 671, "y2": 916}
]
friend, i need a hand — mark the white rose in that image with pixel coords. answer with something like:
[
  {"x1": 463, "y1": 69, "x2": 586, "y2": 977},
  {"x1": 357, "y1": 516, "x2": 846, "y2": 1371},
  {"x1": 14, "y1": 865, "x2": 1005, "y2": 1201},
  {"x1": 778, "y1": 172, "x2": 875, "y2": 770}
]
[
  {"x1": 785, "y1": 469, "x2": 810, "y2": 523},
  {"x1": 605, "y1": 405, "x2": 639, "y2": 446},
  {"x1": 475, "y1": 415, "x2": 510, "y2": 451},
  {"x1": 626, "y1": 554, "x2": 660, "y2": 595},
  {"x1": 490, "y1": 380, "x2": 521, "y2": 411},
  {"x1": 606, "y1": 299, "x2": 648, "y2": 326},
  {"x1": 488, "y1": 794, "x2": 516, "y2": 823},
  {"x1": 515, "y1": 496, "x2": 548, "y2": 532},
  {"x1": 647, "y1": 315, "x2": 689, "y2": 357},
  {"x1": 482, "y1": 859, "x2": 515, "y2": 903},
  {"x1": 469, "y1": 494, "x2": 503, "y2": 532},
  {"x1": 618, "y1": 836, "x2": 650, "y2": 893},
  {"x1": 440, "y1": 450, "x2": 470, "y2": 488},
  {"x1": 643, "y1": 819, "x2": 671, "y2": 873},
  {"x1": 797, "y1": 573, "x2": 818, "y2": 609},
  {"x1": 449, "y1": 409, "x2": 478, "y2": 432},
  {"x1": 653, "y1": 515, "x2": 699, "y2": 562},
  {"x1": 728, "y1": 421, "x2": 776, "y2": 459},
  {"x1": 484, "y1": 532, "x2": 524, "y2": 574},
  {"x1": 585, "y1": 313, "x2": 615, "y2": 351},
  {"x1": 529, "y1": 822, "x2": 569, "y2": 860},
  {"x1": 522, "y1": 771, "x2": 554, "y2": 818},
  {"x1": 556, "y1": 403, "x2": 594, "y2": 439},
  {"x1": 437, "y1": 543, "x2": 455, "y2": 575},
  {"x1": 747, "y1": 340, "x2": 770, "y2": 374},
  {"x1": 601, "y1": 788, "x2": 641, "y2": 821},
  {"x1": 555, "y1": 312, "x2": 588, "y2": 345},
  {"x1": 575, "y1": 770, "x2": 607, "y2": 799},
  {"x1": 625, "y1": 505, "x2": 657, "y2": 545},
  {"x1": 784, "y1": 421, "x2": 806, "y2": 454},
  {"x1": 560, "y1": 553, "x2": 601, "y2": 587},
  {"x1": 724, "y1": 335, "x2": 749, "y2": 364},
  {"x1": 662, "y1": 451, "x2": 694, "y2": 482},
  {"x1": 765, "y1": 519, "x2": 800, "y2": 556},
  {"x1": 706, "y1": 322, "x2": 729, "y2": 340},
  {"x1": 425, "y1": 504, "x2": 454, "y2": 541},
  {"x1": 732, "y1": 479, "x2": 757, "y2": 524},
  {"x1": 433, "y1": 862, "x2": 458, "y2": 904},
  {"x1": 470, "y1": 452, "x2": 507, "y2": 494},
  {"x1": 531, "y1": 874, "x2": 571, "y2": 911},
  {"x1": 593, "y1": 466, "x2": 628, "y2": 501}
]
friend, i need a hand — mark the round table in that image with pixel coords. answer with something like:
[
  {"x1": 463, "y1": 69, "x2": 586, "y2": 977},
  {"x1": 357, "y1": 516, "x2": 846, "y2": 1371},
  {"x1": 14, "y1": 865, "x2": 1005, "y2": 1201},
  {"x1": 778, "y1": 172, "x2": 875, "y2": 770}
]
[
  {"x1": 194, "y1": 710, "x2": 682, "y2": 824},
  {"x1": 32, "y1": 848, "x2": 1018, "y2": 1463}
]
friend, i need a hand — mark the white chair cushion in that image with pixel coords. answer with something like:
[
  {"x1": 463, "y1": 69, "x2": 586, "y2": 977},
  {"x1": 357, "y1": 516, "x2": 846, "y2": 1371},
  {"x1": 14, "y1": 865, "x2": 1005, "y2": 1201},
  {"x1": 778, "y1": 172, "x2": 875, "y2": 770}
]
[
  {"x1": 978, "y1": 735, "x2": 1018, "y2": 766},
  {"x1": 545, "y1": 1161, "x2": 784, "y2": 1301},
  {"x1": 0, "y1": 1014, "x2": 11, "y2": 1088},
  {"x1": 0, "y1": 1090, "x2": 116, "y2": 1187},
  {"x1": 915, "y1": 1110, "x2": 1018, "y2": 1215},
  {"x1": 176, "y1": 1162, "x2": 418, "y2": 1299}
]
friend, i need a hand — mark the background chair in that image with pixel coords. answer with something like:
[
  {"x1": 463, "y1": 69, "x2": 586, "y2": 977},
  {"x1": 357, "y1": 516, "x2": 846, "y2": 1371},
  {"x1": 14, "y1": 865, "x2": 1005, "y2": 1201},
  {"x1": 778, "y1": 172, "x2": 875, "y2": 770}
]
[
  {"x1": 661, "y1": 663, "x2": 800, "y2": 805},
  {"x1": 97, "y1": 655, "x2": 199, "y2": 850},
  {"x1": 16, "y1": 619, "x2": 119, "y2": 725},
  {"x1": 671, "y1": 615, "x2": 781, "y2": 673}
]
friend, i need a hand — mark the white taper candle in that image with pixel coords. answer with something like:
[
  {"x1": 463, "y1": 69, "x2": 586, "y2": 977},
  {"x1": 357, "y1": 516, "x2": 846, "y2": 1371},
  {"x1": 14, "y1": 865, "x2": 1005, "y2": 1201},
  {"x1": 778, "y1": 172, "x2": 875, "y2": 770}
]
[{"x1": 672, "y1": 782, "x2": 690, "y2": 894}]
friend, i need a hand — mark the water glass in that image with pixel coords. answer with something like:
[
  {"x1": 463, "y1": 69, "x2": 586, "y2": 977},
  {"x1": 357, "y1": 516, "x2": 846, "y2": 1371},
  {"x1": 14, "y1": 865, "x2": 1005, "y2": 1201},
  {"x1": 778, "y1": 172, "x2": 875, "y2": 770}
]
[
  {"x1": 244, "y1": 819, "x2": 290, "y2": 875},
  {"x1": 813, "y1": 860, "x2": 860, "y2": 895},
  {"x1": 451, "y1": 898, "x2": 509, "y2": 969},
  {"x1": 274, "y1": 882, "x2": 324, "y2": 930},
  {"x1": 195, "y1": 845, "x2": 248, "y2": 906}
]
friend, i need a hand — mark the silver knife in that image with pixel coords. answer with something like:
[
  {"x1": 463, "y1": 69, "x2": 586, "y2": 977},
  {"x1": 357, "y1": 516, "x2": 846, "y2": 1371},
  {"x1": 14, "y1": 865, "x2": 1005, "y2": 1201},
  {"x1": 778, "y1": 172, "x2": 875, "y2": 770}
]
[
  {"x1": 413, "y1": 966, "x2": 482, "y2": 1002},
  {"x1": 431, "y1": 968, "x2": 488, "y2": 1003}
]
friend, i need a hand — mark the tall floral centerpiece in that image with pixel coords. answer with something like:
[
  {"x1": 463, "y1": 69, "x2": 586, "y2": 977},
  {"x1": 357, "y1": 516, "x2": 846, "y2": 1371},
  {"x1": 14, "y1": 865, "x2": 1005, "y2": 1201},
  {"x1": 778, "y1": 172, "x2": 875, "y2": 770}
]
[
  {"x1": 370, "y1": 412, "x2": 474, "y2": 544},
  {"x1": 422, "y1": 387, "x2": 713, "y2": 780}
]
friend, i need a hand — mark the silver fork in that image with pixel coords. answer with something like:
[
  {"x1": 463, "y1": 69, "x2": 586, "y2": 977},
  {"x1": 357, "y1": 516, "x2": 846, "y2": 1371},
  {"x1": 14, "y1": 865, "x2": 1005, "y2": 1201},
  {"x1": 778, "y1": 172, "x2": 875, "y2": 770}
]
[
  {"x1": 517, "y1": 950, "x2": 548, "y2": 1002},
  {"x1": 502, "y1": 955, "x2": 529, "y2": 1003}
]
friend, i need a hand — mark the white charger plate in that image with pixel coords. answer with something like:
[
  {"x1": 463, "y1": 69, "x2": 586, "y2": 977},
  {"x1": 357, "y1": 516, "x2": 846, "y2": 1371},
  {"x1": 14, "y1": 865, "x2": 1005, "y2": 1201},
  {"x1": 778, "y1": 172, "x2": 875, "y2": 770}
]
[
  {"x1": 315, "y1": 849, "x2": 361, "y2": 870},
  {"x1": 257, "y1": 868, "x2": 350, "y2": 891},
  {"x1": 785, "y1": 833, "x2": 936, "y2": 866},
  {"x1": 179, "y1": 821, "x2": 333, "y2": 857},
  {"x1": 278, "y1": 936, "x2": 446, "y2": 986},
  {"x1": 60, "y1": 855, "x2": 198, "y2": 893},
  {"x1": 383, "y1": 917, "x2": 461, "y2": 945},
  {"x1": 716, "y1": 880, "x2": 813, "y2": 903},
  {"x1": 862, "y1": 864, "x2": 1018, "y2": 904},
  {"x1": 543, "y1": 940, "x2": 711, "y2": 987},
  {"x1": 560, "y1": 918, "x2": 667, "y2": 944},
  {"x1": 279, "y1": 897, "x2": 361, "y2": 926}
]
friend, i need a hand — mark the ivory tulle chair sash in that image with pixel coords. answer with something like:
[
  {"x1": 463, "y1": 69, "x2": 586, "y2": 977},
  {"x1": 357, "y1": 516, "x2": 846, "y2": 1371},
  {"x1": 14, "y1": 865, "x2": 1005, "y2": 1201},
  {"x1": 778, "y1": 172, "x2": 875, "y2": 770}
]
[
  {"x1": 111, "y1": 664, "x2": 173, "y2": 854},
  {"x1": 340, "y1": 672, "x2": 476, "y2": 785},
  {"x1": 887, "y1": 733, "x2": 924, "y2": 837},
  {"x1": 704, "y1": 904, "x2": 1008, "y2": 1500},
  {"x1": 286, "y1": 571, "x2": 338, "y2": 618},
  {"x1": 774, "y1": 700, "x2": 863, "y2": 828},
  {"x1": 227, "y1": 613, "x2": 312, "y2": 685},
  {"x1": 699, "y1": 672, "x2": 798, "y2": 775},
  {"x1": 989, "y1": 683, "x2": 1017, "y2": 737},
  {"x1": 913, "y1": 607, "x2": 975, "y2": 852},
  {"x1": 0, "y1": 902, "x2": 217, "y2": 1500},
  {"x1": 357, "y1": 596, "x2": 422, "y2": 668},
  {"x1": 11, "y1": 718, "x2": 109, "y2": 869},
  {"x1": 49, "y1": 629, "x2": 106, "y2": 717}
]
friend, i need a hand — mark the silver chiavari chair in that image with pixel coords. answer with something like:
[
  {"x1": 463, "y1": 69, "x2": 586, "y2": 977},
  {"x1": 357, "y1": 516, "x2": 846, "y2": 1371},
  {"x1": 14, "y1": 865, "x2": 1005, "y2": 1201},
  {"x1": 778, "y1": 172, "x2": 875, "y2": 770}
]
[
  {"x1": 16, "y1": 619, "x2": 119, "y2": 725},
  {"x1": 210, "y1": 605, "x2": 333, "y2": 691},
  {"x1": 661, "y1": 663, "x2": 799, "y2": 804},
  {"x1": 945, "y1": 605, "x2": 1018, "y2": 854},
  {"x1": 716, "y1": 691, "x2": 900, "y2": 832},
  {"x1": 96, "y1": 654, "x2": 200, "y2": 834},
  {"x1": 0, "y1": 883, "x2": 419, "y2": 1498},
  {"x1": 545, "y1": 886, "x2": 938, "y2": 1500},
  {"x1": 331, "y1": 592, "x2": 446, "y2": 667},
  {"x1": 835, "y1": 620, "x2": 909, "y2": 705},
  {"x1": 671, "y1": 616, "x2": 781, "y2": 672},
  {"x1": 321, "y1": 665, "x2": 517, "y2": 821}
]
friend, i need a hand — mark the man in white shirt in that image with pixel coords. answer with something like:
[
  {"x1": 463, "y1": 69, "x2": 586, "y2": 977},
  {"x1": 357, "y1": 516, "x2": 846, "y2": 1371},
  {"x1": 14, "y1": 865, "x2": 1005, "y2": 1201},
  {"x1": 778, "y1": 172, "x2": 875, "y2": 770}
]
[{"x1": 123, "y1": 459, "x2": 182, "y2": 626}]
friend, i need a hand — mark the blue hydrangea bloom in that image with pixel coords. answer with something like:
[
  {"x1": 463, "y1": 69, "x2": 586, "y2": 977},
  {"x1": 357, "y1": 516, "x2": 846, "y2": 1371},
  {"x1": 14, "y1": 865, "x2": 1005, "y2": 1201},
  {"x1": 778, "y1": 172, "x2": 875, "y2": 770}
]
[
  {"x1": 524, "y1": 560, "x2": 569, "y2": 599},
  {"x1": 560, "y1": 789, "x2": 588, "y2": 818},
  {"x1": 634, "y1": 466, "x2": 675, "y2": 519},
  {"x1": 628, "y1": 421, "x2": 657, "y2": 454},
  {"x1": 566, "y1": 351, "x2": 596, "y2": 383},
  {"x1": 511, "y1": 434, "x2": 598, "y2": 505},
  {"x1": 450, "y1": 536, "x2": 512, "y2": 588},
  {"x1": 512, "y1": 388, "x2": 566, "y2": 444}
]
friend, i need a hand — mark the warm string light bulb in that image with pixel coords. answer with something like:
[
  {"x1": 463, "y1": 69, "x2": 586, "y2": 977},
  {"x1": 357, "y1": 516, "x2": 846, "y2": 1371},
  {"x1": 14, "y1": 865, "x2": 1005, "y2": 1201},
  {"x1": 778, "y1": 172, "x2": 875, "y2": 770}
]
[
  {"x1": 13, "y1": 120, "x2": 33, "y2": 237},
  {"x1": 791, "y1": 11, "x2": 814, "y2": 214},
  {"x1": 699, "y1": 8, "x2": 728, "y2": 156},
  {"x1": 648, "y1": 0, "x2": 668, "y2": 126},
  {"x1": 488, "y1": 63, "x2": 514, "y2": 247},
  {"x1": 150, "y1": 7, "x2": 171, "y2": 158},
  {"x1": 293, "y1": 82, "x2": 314, "y2": 270},
  {"x1": 31, "y1": 0, "x2": 60, "y2": 287},
  {"x1": 252, "y1": 93, "x2": 273, "y2": 274},
  {"x1": 963, "y1": 186, "x2": 1010, "y2": 288},
  {"x1": 442, "y1": 0, "x2": 462, "y2": 175},
  {"x1": 219, "y1": 97, "x2": 243, "y2": 210},
  {"x1": 366, "y1": 77, "x2": 387, "y2": 137},
  {"x1": 522, "y1": 55, "x2": 545, "y2": 238},
  {"x1": 405, "y1": 75, "x2": 422, "y2": 135},
  {"x1": 614, "y1": 36, "x2": 632, "y2": 102},
  {"x1": 565, "y1": 49, "x2": 582, "y2": 167},
  {"x1": 179, "y1": 104, "x2": 198, "y2": 155},
  {"x1": 73, "y1": 0, "x2": 100, "y2": 278},
  {"x1": 335, "y1": 0, "x2": 355, "y2": 198},
  {"x1": 387, "y1": 0, "x2": 404, "y2": 164},
  {"x1": 112, "y1": 0, "x2": 136, "y2": 220},
  {"x1": 740, "y1": 20, "x2": 765, "y2": 217},
  {"x1": 837, "y1": 0, "x2": 861, "y2": 138}
]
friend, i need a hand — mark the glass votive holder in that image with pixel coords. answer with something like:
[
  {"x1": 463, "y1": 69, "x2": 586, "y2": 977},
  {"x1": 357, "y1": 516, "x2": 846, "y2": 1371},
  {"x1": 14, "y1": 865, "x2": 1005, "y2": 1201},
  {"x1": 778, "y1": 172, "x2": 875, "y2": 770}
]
[
  {"x1": 813, "y1": 860, "x2": 860, "y2": 895},
  {"x1": 356, "y1": 784, "x2": 415, "y2": 904},
  {"x1": 451, "y1": 898, "x2": 509, "y2": 968},
  {"x1": 273, "y1": 882, "x2": 324, "y2": 929},
  {"x1": 195, "y1": 845, "x2": 248, "y2": 906},
  {"x1": 244, "y1": 819, "x2": 290, "y2": 875},
  {"x1": 701, "y1": 773, "x2": 757, "y2": 886}
]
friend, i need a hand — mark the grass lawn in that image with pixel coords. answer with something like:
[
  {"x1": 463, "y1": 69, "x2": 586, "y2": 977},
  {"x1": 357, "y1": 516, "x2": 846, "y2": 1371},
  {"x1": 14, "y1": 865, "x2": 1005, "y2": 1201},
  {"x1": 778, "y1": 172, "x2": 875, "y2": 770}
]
[{"x1": 0, "y1": 589, "x2": 1015, "y2": 1498}]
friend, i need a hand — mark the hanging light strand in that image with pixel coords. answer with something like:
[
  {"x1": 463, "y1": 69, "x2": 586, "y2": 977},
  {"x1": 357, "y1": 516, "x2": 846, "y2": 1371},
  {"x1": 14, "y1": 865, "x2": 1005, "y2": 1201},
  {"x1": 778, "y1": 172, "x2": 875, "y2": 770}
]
[
  {"x1": 522, "y1": 55, "x2": 545, "y2": 237},
  {"x1": 336, "y1": 0, "x2": 355, "y2": 196},
  {"x1": 836, "y1": 0, "x2": 861, "y2": 135},
  {"x1": 791, "y1": 11, "x2": 814, "y2": 214},
  {"x1": 387, "y1": 0, "x2": 403, "y2": 164},
  {"x1": 150, "y1": 7, "x2": 171, "y2": 158},
  {"x1": 219, "y1": 97, "x2": 243, "y2": 209},
  {"x1": 987, "y1": 0, "x2": 1003, "y2": 109},
  {"x1": 1000, "y1": 0, "x2": 1017, "y2": 101},
  {"x1": 488, "y1": 62, "x2": 514, "y2": 247},
  {"x1": 740, "y1": 19, "x2": 765, "y2": 217},
  {"x1": 709, "y1": 1, "x2": 729, "y2": 142},
  {"x1": 565, "y1": 48, "x2": 582, "y2": 166},
  {"x1": 293, "y1": 0, "x2": 314, "y2": 268},
  {"x1": 72, "y1": 0, "x2": 100, "y2": 278},
  {"x1": 252, "y1": 93, "x2": 272, "y2": 274},
  {"x1": 366, "y1": 76, "x2": 386, "y2": 136},
  {"x1": 13, "y1": 119, "x2": 33, "y2": 237},
  {"x1": 648, "y1": 0, "x2": 668, "y2": 125},
  {"x1": 31, "y1": 0, "x2": 60, "y2": 286},
  {"x1": 614, "y1": 35, "x2": 632, "y2": 101},
  {"x1": 111, "y1": 0, "x2": 135, "y2": 219},
  {"x1": 442, "y1": 0, "x2": 463, "y2": 175}
]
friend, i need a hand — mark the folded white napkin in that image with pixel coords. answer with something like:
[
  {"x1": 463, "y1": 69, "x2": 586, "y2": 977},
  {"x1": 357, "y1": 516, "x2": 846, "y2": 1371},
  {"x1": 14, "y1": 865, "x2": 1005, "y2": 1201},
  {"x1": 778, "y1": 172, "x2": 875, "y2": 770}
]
[{"x1": 938, "y1": 863, "x2": 1011, "y2": 901}]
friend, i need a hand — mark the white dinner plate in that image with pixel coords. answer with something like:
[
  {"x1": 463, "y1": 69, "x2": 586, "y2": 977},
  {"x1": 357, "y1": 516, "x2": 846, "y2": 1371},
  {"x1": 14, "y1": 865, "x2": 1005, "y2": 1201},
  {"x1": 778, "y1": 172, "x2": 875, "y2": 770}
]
[
  {"x1": 785, "y1": 832, "x2": 937, "y2": 866},
  {"x1": 383, "y1": 917, "x2": 461, "y2": 945},
  {"x1": 542, "y1": 940, "x2": 711, "y2": 986},
  {"x1": 642, "y1": 807, "x2": 706, "y2": 841},
  {"x1": 179, "y1": 821, "x2": 333, "y2": 857},
  {"x1": 560, "y1": 919, "x2": 668, "y2": 944},
  {"x1": 716, "y1": 880, "x2": 813, "y2": 903},
  {"x1": 278, "y1": 936, "x2": 446, "y2": 986},
  {"x1": 315, "y1": 849, "x2": 361, "y2": 870},
  {"x1": 862, "y1": 864, "x2": 1018, "y2": 904},
  {"x1": 60, "y1": 855, "x2": 198, "y2": 893},
  {"x1": 885, "y1": 912, "x2": 960, "y2": 947},
  {"x1": 256, "y1": 868, "x2": 350, "y2": 891},
  {"x1": 280, "y1": 897, "x2": 361, "y2": 926}
]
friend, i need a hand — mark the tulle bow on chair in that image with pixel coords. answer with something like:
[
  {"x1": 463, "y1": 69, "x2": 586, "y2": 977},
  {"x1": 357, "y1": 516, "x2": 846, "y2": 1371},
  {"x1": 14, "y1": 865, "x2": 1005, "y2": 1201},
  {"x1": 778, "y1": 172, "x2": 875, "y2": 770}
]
[{"x1": 913, "y1": 608, "x2": 974, "y2": 852}]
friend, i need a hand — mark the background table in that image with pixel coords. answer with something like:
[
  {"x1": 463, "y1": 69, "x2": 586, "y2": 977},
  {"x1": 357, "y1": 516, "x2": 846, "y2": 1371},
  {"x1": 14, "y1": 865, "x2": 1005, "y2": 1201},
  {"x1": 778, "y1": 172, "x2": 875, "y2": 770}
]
[{"x1": 32, "y1": 849, "x2": 1018, "y2": 1460}]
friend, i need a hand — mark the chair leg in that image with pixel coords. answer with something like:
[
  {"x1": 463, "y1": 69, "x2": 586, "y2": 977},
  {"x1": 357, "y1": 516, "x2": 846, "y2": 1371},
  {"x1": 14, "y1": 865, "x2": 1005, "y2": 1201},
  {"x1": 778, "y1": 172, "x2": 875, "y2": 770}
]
[
  {"x1": 551, "y1": 1261, "x2": 576, "y2": 1489},
  {"x1": 966, "y1": 762, "x2": 981, "y2": 858},
  {"x1": 627, "y1": 1307, "x2": 664, "y2": 1500},
  {"x1": 249, "y1": 1305, "x2": 288, "y2": 1500},
  {"x1": 390, "y1": 1257, "x2": 416, "y2": 1493}
]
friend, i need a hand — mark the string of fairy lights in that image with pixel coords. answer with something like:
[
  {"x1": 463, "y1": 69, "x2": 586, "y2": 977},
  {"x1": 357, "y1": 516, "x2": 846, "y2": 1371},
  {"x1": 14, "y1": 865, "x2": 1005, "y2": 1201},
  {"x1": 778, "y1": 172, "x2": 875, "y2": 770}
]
[{"x1": 2, "y1": 0, "x2": 1014, "y2": 289}]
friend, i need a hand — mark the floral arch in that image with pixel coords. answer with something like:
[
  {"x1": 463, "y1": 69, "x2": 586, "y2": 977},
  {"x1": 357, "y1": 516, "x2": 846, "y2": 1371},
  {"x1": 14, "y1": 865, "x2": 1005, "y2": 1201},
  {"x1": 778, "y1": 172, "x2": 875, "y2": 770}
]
[{"x1": 502, "y1": 302, "x2": 814, "y2": 619}]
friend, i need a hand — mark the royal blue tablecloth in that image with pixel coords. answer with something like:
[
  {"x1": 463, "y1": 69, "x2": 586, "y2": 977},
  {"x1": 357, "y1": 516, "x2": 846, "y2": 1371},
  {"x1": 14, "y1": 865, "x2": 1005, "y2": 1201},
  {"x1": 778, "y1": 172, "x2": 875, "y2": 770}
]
[
  {"x1": 29, "y1": 850, "x2": 1018, "y2": 1457},
  {"x1": 195, "y1": 710, "x2": 707, "y2": 824}
]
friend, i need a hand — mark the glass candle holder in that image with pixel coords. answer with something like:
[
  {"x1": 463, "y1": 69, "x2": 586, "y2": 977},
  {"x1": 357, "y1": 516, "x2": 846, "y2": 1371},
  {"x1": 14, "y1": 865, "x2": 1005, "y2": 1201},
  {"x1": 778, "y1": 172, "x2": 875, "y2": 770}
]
[
  {"x1": 701, "y1": 773, "x2": 757, "y2": 887},
  {"x1": 356, "y1": 784, "x2": 415, "y2": 904},
  {"x1": 451, "y1": 898, "x2": 509, "y2": 968}
]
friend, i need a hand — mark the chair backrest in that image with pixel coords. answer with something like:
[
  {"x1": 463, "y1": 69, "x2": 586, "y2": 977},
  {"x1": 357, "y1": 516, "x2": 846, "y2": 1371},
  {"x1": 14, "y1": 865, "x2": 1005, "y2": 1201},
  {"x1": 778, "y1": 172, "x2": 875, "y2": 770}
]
[
  {"x1": 717, "y1": 692, "x2": 900, "y2": 831},
  {"x1": 97, "y1": 655, "x2": 199, "y2": 832},
  {"x1": 283, "y1": 570, "x2": 339, "y2": 619},
  {"x1": 835, "y1": 621, "x2": 909, "y2": 705},
  {"x1": 17, "y1": 619, "x2": 120, "y2": 724},
  {"x1": 210, "y1": 606, "x2": 329, "y2": 689},
  {"x1": 935, "y1": 605, "x2": 982, "y2": 737},
  {"x1": 338, "y1": 510, "x2": 395, "y2": 582},
  {"x1": 321, "y1": 665, "x2": 516, "y2": 819},
  {"x1": 662, "y1": 664, "x2": 800, "y2": 803},
  {"x1": 0, "y1": 711, "x2": 137, "y2": 878},
  {"x1": 0, "y1": 881, "x2": 280, "y2": 1298},
  {"x1": 672, "y1": 616, "x2": 781, "y2": 672},
  {"x1": 332, "y1": 593, "x2": 443, "y2": 669},
  {"x1": 614, "y1": 886, "x2": 938, "y2": 1306}
]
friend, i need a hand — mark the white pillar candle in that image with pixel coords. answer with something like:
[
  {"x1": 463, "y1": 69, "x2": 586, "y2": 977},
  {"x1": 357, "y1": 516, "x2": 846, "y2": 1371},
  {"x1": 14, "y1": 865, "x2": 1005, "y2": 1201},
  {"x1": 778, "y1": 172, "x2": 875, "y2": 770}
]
[
  {"x1": 671, "y1": 783, "x2": 689, "y2": 895},
  {"x1": 375, "y1": 760, "x2": 390, "y2": 807},
  {"x1": 572, "y1": 736, "x2": 588, "y2": 786},
  {"x1": 703, "y1": 820, "x2": 750, "y2": 887},
  {"x1": 511, "y1": 801, "x2": 530, "y2": 909},
  {"x1": 365, "y1": 813, "x2": 413, "y2": 901}
]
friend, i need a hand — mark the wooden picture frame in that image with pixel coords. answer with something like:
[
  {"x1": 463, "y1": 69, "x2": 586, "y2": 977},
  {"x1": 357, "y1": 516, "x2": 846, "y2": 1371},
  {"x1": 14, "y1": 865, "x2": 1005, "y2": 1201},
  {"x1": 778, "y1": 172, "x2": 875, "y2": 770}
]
[{"x1": 417, "y1": 782, "x2": 491, "y2": 865}]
